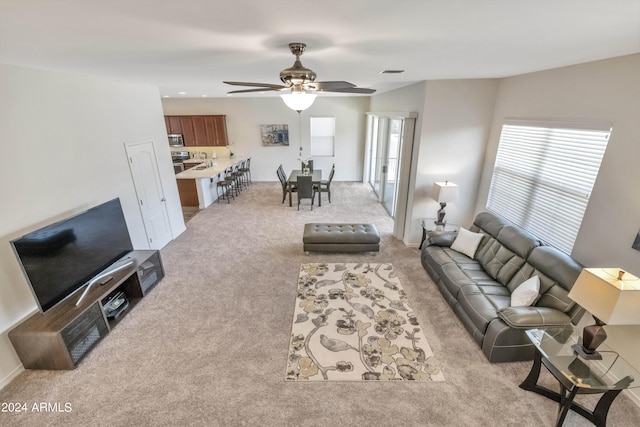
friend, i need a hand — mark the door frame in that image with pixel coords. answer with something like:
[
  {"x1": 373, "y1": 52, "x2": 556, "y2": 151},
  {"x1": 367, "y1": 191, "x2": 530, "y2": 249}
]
[
  {"x1": 124, "y1": 139, "x2": 173, "y2": 249},
  {"x1": 364, "y1": 112, "x2": 417, "y2": 240}
]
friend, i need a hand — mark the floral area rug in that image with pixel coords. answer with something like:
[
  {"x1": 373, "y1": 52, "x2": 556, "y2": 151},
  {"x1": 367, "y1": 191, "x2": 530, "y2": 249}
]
[{"x1": 286, "y1": 263, "x2": 445, "y2": 382}]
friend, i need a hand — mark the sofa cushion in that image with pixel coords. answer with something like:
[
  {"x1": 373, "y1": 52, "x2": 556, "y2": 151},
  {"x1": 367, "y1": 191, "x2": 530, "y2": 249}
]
[
  {"x1": 476, "y1": 242, "x2": 527, "y2": 286},
  {"x1": 510, "y1": 275, "x2": 540, "y2": 307},
  {"x1": 495, "y1": 225, "x2": 540, "y2": 259},
  {"x1": 439, "y1": 261, "x2": 484, "y2": 300},
  {"x1": 521, "y1": 246, "x2": 582, "y2": 313},
  {"x1": 472, "y1": 211, "x2": 511, "y2": 238},
  {"x1": 422, "y1": 246, "x2": 475, "y2": 281},
  {"x1": 473, "y1": 223, "x2": 539, "y2": 287},
  {"x1": 458, "y1": 283, "x2": 511, "y2": 334},
  {"x1": 450, "y1": 228, "x2": 484, "y2": 259}
]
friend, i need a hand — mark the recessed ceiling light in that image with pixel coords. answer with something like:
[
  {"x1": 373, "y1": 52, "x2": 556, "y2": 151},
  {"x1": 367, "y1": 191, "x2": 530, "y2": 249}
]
[
  {"x1": 380, "y1": 69, "x2": 405, "y2": 74},
  {"x1": 162, "y1": 95, "x2": 169, "y2": 98},
  {"x1": 201, "y1": 94, "x2": 208, "y2": 97},
  {"x1": 178, "y1": 91, "x2": 186, "y2": 95}
]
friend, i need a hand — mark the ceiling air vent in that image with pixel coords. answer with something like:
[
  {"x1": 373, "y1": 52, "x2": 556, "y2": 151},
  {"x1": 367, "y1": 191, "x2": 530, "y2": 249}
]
[{"x1": 380, "y1": 70, "x2": 405, "y2": 74}]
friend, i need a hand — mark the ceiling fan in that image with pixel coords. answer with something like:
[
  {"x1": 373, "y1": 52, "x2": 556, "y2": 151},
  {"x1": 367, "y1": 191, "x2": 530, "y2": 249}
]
[{"x1": 223, "y1": 42, "x2": 376, "y2": 98}]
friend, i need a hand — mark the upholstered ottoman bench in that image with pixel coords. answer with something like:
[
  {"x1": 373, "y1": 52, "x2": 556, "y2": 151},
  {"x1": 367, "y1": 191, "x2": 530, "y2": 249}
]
[{"x1": 303, "y1": 223, "x2": 380, "y2": 253}]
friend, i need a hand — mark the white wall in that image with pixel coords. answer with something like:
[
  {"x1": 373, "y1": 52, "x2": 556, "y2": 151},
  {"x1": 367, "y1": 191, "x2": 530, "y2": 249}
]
[
  {"x1": 475, "y1": 53, "x2": 640, "y2": 402},
  {"x1": 162, "y1": 96, "x2": 370, "y2": 182},
  {"x1": 0, "y1": 63, "x2": 185, "y2": 388}
]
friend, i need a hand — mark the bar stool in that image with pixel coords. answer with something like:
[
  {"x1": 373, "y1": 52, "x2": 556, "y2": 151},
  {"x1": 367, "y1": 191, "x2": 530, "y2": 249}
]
[
  {"x1": 226, "y1": 166, "x2": 241, "y2": 196},
  {"x1": 239, "y1": 157, "x2": 252, "y2": 185},
  {"x1": 216, "y1": 172, "x2": 234, "y2": 203},
  {"x1": 230, "y1": 164, "x2": 246, "y2": 193}
]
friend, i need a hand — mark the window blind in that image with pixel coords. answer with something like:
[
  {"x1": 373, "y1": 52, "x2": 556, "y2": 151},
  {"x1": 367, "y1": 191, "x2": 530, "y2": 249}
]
[
  {"x1": 310, "y1": 117, "x2": 335, "y2": 157},
  {"x1": 487, "y1": 120, "x2": 611, "y2": 254}
]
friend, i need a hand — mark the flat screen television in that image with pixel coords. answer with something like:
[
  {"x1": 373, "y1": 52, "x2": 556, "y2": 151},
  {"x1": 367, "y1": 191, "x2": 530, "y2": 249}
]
[{"x1": 11, "y1": 198, "x2": 134, "y2": 313}]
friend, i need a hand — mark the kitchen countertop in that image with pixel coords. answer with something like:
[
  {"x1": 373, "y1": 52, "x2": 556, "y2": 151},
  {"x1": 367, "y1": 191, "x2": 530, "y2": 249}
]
[{"x1": 175, "y1": 158, "x2": 243, "y2": 180}]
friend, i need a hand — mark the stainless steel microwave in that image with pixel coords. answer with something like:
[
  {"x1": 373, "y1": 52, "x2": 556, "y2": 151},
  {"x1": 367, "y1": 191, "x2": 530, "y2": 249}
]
[{"x1": 168, "y1": 134, "x2": 184, "y2": 146}]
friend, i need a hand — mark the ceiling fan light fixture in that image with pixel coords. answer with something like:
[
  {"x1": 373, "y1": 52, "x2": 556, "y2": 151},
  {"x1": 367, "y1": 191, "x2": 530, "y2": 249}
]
[
  {"x1": 224, "y1": 42, "x2": 375, "y2": 97},
  {"x1": 281, "y1": 92, "x2": 317, "y2": 112}
]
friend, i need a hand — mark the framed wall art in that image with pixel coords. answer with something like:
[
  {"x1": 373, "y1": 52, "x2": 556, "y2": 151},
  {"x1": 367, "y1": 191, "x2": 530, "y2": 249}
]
[{"x1": 261, "y1": 124, "x2": 289, "y2": 146}]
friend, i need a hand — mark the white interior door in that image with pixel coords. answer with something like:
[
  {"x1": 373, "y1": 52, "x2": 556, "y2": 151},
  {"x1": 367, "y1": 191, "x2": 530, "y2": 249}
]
[{"x1": 125, "y1": 140, "x2": 172, "y2": 249}]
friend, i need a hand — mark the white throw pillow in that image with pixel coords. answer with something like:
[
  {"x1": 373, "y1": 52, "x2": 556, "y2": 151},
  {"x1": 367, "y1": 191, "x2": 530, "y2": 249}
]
[
  {"x1": 450, "y1": 227, "x2": 484, "y2": 259},
  {"x1": 511, "y1": 275, "x2": 540, "y2": 307}
]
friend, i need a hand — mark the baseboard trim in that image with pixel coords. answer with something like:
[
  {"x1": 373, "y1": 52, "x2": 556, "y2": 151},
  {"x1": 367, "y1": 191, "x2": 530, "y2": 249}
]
[{"x1": 0, "y1": 364, "x2": 24, "y2": 391}]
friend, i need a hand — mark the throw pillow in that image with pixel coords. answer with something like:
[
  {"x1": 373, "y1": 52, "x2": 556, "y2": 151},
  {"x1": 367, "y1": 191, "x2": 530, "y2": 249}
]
[
  {"x1": 511, "y1": 275, "x2": 540, "y2": 307},
  {"x1": 450, "y1": 227, "x2": 484, "y2": 259}
]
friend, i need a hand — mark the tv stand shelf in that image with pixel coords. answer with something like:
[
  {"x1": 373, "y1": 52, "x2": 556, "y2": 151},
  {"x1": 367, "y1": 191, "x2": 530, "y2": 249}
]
[{"x1": 9, "y1": 250, "x2": 164, "y2": 370}]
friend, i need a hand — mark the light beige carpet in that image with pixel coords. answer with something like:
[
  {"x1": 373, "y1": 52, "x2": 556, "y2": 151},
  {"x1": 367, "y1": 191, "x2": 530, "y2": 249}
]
[
  {"x1": 287, "y1": 263, "x2": 445, "y2": 382},
  {"x1": 1, "y1": 182, "x2": 639, "y2": 426}
]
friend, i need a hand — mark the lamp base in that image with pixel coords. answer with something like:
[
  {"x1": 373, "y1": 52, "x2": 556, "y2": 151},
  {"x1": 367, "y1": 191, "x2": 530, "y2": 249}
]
[
  {"x1": 436, "y1": 202, "x2": 447, "y2": 225},
  {"x1": 571, "y1": 343, "x2": 603, "y2": 360}
]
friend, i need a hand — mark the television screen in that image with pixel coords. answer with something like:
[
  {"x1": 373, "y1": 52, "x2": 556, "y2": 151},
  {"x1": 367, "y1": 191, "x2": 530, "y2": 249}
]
[{"x1": 11, "y1": 198, "x2": 134, "y2": 312}]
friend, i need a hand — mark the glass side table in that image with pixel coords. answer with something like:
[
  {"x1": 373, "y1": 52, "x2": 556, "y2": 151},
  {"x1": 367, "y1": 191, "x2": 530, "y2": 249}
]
[
  {"x1": 520, "y1": 328, "x2": 640, "y2": 427},
  {"x1": 418, "y1": 218, "x2": 459, "y2": 249}
]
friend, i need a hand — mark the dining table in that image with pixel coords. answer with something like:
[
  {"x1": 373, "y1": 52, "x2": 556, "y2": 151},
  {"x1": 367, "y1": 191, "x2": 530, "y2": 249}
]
[{"x1": 288, "y1": 169, "x2": 323, "y2": 207}]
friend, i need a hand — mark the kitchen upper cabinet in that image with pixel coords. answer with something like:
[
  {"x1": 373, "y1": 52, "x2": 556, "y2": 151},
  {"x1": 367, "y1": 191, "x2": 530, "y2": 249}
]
[
  {"x1": 180, "y1": 117, "x2": 196, "y2": 146},
  {"x1": 164, "y1": 115, "x2": 228, "y2": 147},
  {"x1": 212, "y1": 115, "x2": 228, "y2": 146},
  {"x1": 204, "y1": 116, "x2": 216, "y2": 144},
  {"x1": 165, "y1": 116, "x2": 182, "y2": 134},
  {"x1": 191, "y1": 116, "x2": 209, "y2": 146}
]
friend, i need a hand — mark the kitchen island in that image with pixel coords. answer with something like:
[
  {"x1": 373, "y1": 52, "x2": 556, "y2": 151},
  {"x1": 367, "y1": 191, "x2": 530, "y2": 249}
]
[{"x1": 175, "y1": 157, "x2": 244, "y2": 208}]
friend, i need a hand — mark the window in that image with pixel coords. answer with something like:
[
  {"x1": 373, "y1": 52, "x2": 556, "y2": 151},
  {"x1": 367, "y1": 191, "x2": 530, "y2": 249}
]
[
  {"x1": 310, "y1": 117, "x2": 335, "y2": 157},
  {"x1": 487, "y1": 119, "x2": 611, "y2": 254}
]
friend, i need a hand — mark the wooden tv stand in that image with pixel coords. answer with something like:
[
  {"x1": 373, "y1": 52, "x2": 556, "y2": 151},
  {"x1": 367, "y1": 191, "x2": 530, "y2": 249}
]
[{"x1": 9, "y1": 250, "x2": 164, "y2": 370}]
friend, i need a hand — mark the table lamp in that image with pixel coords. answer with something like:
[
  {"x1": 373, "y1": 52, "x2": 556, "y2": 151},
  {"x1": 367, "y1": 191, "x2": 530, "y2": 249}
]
[
  {"x1": 432, "y1": 181, "x2": 459, "y2": 225},
  {"x1": 568, "y1": 268, "x2": 640, "y2": 359}
]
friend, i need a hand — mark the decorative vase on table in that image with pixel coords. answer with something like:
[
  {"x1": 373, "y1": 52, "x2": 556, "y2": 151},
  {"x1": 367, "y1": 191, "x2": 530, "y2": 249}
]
[{"x1": 303, "y1": 167, "x2": 310, "y2": 176}]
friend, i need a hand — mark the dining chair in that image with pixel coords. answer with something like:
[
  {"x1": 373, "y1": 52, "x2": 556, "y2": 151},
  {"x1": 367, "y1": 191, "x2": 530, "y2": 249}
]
[
  {"x1": 301, "y1": 160, "x2": 313, "y2": 172},
  {"x1": 317, "y1": 164, "x2": 335, "y2": 203},
  {"x1": 277, "y1": 165, "x2": 291, "y2": 204},
  {"x1": 296, "y1": 175, "x2": 316, "y2": 210}
]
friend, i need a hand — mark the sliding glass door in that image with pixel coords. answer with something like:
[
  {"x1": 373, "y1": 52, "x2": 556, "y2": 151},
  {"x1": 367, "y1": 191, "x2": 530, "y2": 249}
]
[
  {"x1": 368, "y1": 116, "x2": 381, "y2": 195},
  {"x1": 366, "y1": 116, "x2": 403, "y2": 218},
  {"x1": 365, "y1": 112, "x2": 416, "y2": 239},
  {"x1": 381, "y1": 119, "x2": 403, "y2": 216}
]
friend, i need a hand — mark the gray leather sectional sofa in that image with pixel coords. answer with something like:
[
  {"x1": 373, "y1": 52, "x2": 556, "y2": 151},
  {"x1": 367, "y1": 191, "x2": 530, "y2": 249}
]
[{"x1": 421, "y1": 211, "x2": 585, "y2": 363}]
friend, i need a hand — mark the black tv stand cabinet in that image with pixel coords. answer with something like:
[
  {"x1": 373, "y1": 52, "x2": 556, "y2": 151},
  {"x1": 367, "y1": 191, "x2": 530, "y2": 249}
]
[{"x1": 9, "y1": 250, "x2": 164, "y2": 370}]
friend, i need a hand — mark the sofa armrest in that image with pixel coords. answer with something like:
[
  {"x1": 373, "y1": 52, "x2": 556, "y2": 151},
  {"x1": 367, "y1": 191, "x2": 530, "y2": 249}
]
[
  {"x1": 426, "y1": 231, "x2": 457, "y2": 247},
  {"x1": 497, "y1": 306, "x2": 572, "y2": 329}
]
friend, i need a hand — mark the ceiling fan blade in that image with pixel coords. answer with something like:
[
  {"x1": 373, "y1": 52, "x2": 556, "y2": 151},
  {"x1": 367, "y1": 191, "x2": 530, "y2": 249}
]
[
  {"x1": 321, "y1": 87, "x2": 377, "y2": 94},
  {"x1": 224, "y1": 81, "x2": 287, "y2": 90},
  {"x1": 227, "y1": 87, "x2": 285, "y2": 94},
  {"x1": 306, "y1": 81, "x2": 356, "y2": 91}
]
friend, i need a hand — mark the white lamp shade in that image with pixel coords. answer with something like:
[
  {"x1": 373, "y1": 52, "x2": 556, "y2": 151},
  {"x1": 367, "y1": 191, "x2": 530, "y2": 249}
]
[
  {"x1": 568, "y1": 268, "x2": 640, "y2": 325},
  {"x1": 432, "y1": 181, "x2": 459, "y2": 203},
  {"x1": 280, "y1": 93, "x2": 317, "y2": 111}
]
